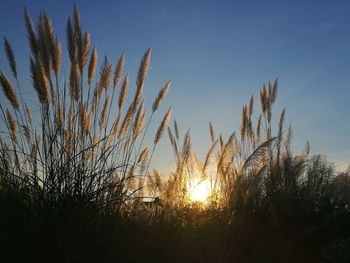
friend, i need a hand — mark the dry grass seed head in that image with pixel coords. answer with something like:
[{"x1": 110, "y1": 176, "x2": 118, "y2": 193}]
[
  {"x1": 6, "y1": 109, "x2": 17, "y2": 143},
  {"x1": 113, "y1": 53, "x2": 125, "y2": 88},
  {"x1": 119, "y1": 103, "x2": 136, "y2": 138},
  {"x1": 182, "y1": 129, "x2": 191, "y2": 162},
  {"x1": 138, "y1": 147, "x2": 149, "y2": 164},
  {"x1": 97, "y1": 56, "x2": 112, "y2": 101},
  {"x1": 24, "y1": 8, "x2": 39, "y2": 58},
  {"x1": 88, "y1": 46, "x2": 97, "y2": 85},
  {"x1": 38, "y1": 12, "x2": 53, "y2": 76},
  {"x1": 133, "y1": 101, "x2": 145, "y2": 140},
  {"x1": 203, "y1": 139, "x2": 218, "y2": 173},
  {"x1": 100, "y1": 96, "x2": 110, "y2": 128},
  {"x1": 55, "y1": 101, "x2": 63, "y2": 127},
  {"x1": 30, "y1": 59, "x2": 49, "y2": 105},
  {"x1": 154, "y1": 106, "x2": 172, "y2": 145},
  {"x1": 240, "y1": 105, "x2": 247, "y2": 141},
  {"x1": 24, "y1": 102, "x2": 32, "y2": 124},
  {"x1": 21, "y1": 124, "x2": 31, "y2": 144},
  {"x1": 69, "y1": 62, "x2": 80, "y2": 101},
  {"x1": 4, "y1": 37, "x2": 17, "y2": 79},
  {"x1": 80, "y1": 32, "x2": 90, "y2": 72},
  {"x1": 0, "y1": 71, "x2": 19, "y2": 110},
  {"x1": 134, "y1": 48, "x2": 151, "y2": 104},
  {"x1": 209, "y1": 121, "x2": 215, "y2": 142},
  {"x1": 174, "y1": 119, "x2": 179, "y2": 140},
  {"x1": 112, "y1": 110, "x2": 122, "y2": 135},
  {"x1": 118, "y1": 74, "x2": 129, "y2": 109},
  {"x1": 66, "y1": 17, "x2": 77, "y2": 64},
  {"x1": 152, "y1": 80, "x2": 171, "y2": 112}
]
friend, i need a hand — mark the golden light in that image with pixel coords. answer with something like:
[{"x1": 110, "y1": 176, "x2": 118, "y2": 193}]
[{"x1": 189, "y1": 179, "x2": 211, "y2": 203}]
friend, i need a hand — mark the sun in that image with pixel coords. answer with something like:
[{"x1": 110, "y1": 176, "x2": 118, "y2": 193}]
[{"x1": 189, "y1": 179, "x2": 211, "y2": 203}]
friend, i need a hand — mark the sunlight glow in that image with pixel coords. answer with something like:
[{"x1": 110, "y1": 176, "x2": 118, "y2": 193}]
[{"x1": 189, "y1": 179, "x2": 211, "y2": 203}]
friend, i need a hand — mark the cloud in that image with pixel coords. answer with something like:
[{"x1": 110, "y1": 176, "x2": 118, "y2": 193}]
[{"x1": 320, "y1": 21, "x2": 334, "y2": 29}]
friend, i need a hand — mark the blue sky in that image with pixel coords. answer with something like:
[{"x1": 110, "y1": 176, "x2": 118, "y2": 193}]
[{"x1": 0, "y1": 0, "x2": 349, "y2": 171}]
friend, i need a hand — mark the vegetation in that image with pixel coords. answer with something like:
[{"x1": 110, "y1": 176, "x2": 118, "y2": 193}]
[{"x1": 0, "y1": 7, "x2": 349, "y2": 263}]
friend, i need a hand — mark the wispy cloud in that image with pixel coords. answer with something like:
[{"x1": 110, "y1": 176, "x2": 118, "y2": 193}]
[{"x1": 320, "y1": 21, "x2": 334, "y2": 29}]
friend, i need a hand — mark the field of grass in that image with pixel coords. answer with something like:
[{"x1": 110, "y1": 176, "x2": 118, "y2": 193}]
[{"x1": 1, "y1": 7, "x2": 350, "y2": 263}]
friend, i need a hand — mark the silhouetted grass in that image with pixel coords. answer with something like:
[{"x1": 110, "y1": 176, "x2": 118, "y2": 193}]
[{"x1": 1, "y1": 6, "x2": 350, "y2": 263}]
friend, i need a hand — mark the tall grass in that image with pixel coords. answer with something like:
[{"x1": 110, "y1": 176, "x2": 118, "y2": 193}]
[{"x1": 1, "y1": 6, "x2": 350, "y2": 263}]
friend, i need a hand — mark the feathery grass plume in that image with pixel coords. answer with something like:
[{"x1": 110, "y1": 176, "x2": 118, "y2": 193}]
[
  {"x1": 133, "y1": 102, "x2": 145, "y2": 140},
  {"x1": 43, "y1": 14, "x2": 57, "y2": 75},
  {"x1": 268, "y1": 81, "x2": 272, "y2": 98},
  {"x1": 24, "y1": 102, "x2": 32, "y2": 124},
  {"x1": 241, "y1": 137, "x2": 276, "y2": 171},
  {"x1": 29, "y1": 141, "x2": 37, "y2": 159},
  {"x1": 69, "y1": 63, "x2": 80, "y2": 101},
  {"x1": 167, "y1": 126, "x2": 175, "y2": 147},
  {"x1": 50, "y1": 81, "x2": 56, "y2": 106},
  {"x1": 219, "y1": 134, "x2": 223, "y2": 149},
  {"x1": 278, "y1": 109, "x2": 285, "y2": 138},
  {"x1": 88, "y1": 46, "x2": 97, "y2": 85},
  {"x1": 174, "y1": 119, "x2": 179, "y2": 140},
  {"x1": 247, "y1": 115, "x2": 253, "y2": 142},
  {"x1": 260, "y1": 84, "x2": 267, "y2": 114},
  {"x1": 66, "y1": 17, "x2": 77, "y2": 64},
  {"x1": 112, "y1": 111, "x2": 122, "y2": 134},
  {"x1": 217, "y1": 140, "x2": 233, "y2": 173},
  {"x1": 0, "y1": 71, "x2": 19, "y2": 110},
  {"x1": 154, "y1": 106, "x2": 172, "y2": 145},
  {"x1": 118, "y1": 74, "x2": 128, "y2": 109},
  {"x1": 38, "y1": 12, "x2": 52, "y2": 76},
  {"x1": 113, "y1": 53, "x2": 125, "y2": 89},
  {"x1": 6, "y1": 109, "x2": 17, "y2": 143},
  {"x1": 134, "y1": 48, "x2": 151, "y2": 104},
  {"x1": 79, "y1": 32, "x2": 90, "y2": 72},
  {"x1": 21, "y1": 124, "x2": 31, "y2": 144},
  {"x1": 119, "y1": 103, "x2": 136, "y2": 138},
  {"x1": 24, "y1": 8, "x2": 39, "y2": 58},
  {"x1": 240, "y1": 105, "x2": 247, "y2": 141},
  {"x1": 90, "y1": 91, "x2": 97, "y2": 115},
  {"x1": 256, "y1": 114, "x2": 262, "y2": 143},
  {"x1": 100, "y1": 96, "x2": 110, "y2": 128},
  {"x1": 271, "y1": 78, "x2": 278, "y2": 104},
  {"x1": 81, "y1": 104, "x2": 90, "y2": 135},
  {"x1": 152, "y1": 80, "x2": 171, "y2": 112},
  {"x1": 304, "y1": 140, "x2": 311, "y2": 156},
  {"x1": 73, "y1": 5, "x2": 83, "y2": 62},
  {"x1": 4, "y1": 37, "x2": 17, "y2": 79},
  {"x1": 53, "y1": 38, "x2": 62, "y2": 77},
  {"x1": 97, "y1": 56, "x2": 112, "y2": 101},
  {"x1": 30, "y1": 59, "x2": 49, "y2": 105},
  {"x1": 138, "y1": 147, "x2": 149, "y2": 164},
  {"x1": 203, "y1": 139, "x2": 218, "y2": 174},
  {"x1": 248, "y1": 95, "x2": 254, "y2": 119},
  {"x1": 55, "y1": 101, "x2": 63, "y2": 127},
  {"x1": 182, "y1": 129, "x2": 191, "y2": 163},
  {"x1": 209, "y1": 121, "x2": 215, "y2": 142}
]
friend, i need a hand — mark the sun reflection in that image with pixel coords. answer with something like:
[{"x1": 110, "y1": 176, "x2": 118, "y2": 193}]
[{"x1": 189, "y1": 179, "x2": 211, "y2": 203}]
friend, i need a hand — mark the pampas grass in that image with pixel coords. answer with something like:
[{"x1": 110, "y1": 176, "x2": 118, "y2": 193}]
[
  {"x1": 0, "y1": 71, "x2": 19, "y2": 110},
  {"x1": 1, "y1": 6, "x2": 349, "y2": 263}
]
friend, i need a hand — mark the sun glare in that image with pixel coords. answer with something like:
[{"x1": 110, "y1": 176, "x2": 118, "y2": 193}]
[{"x1": 189, "y1": 179, "x2": 211, "y2": 203}]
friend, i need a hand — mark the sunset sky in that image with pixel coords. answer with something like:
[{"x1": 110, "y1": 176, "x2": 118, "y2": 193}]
[{"x1": 0, "y1": 0, "x2": 349, "y2": 171}]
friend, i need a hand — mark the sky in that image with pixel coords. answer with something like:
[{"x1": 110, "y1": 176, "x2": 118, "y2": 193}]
[{"x1": 0, "y1": 0, "x2": 349, "y2": 171}]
